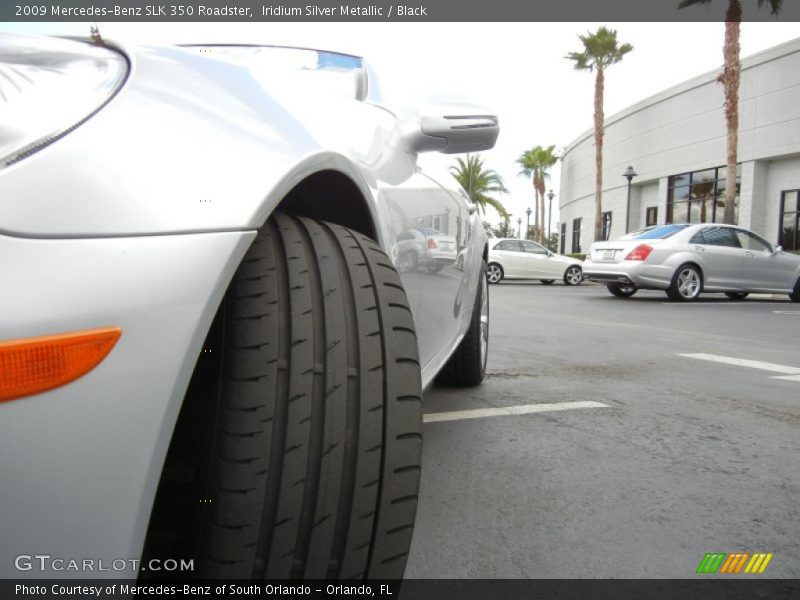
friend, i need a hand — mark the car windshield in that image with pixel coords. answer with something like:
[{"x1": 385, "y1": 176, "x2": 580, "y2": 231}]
[
  {"x1": 183, "y1": 45, "x2": 367, "y2": 100},
  {"x1": 632, "y1": 224, "x2": 690, "y2": 240}
]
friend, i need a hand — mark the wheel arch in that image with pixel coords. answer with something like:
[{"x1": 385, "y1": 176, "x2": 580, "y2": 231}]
[
  {"x1": 255, "y1": 152, "x2": 381, "y2": 245},
  {"x1": 675, "y1": 260, "x2": 705, "y2": 283},
  {"x1": 665, "y1": 252, "x2": 707, "y2": 281}
]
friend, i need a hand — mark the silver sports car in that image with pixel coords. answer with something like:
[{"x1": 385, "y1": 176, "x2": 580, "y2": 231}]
[
  {"x1": 0, "y1": 35, "x2": 498, "y2": 581},
  {"x1": 583, "y1": 223, "x2": 800, "y2": 301}
]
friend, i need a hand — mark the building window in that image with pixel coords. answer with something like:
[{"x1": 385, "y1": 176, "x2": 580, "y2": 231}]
[
  {"x1": 601, "y1": 211, "x2": 612, "y2": 240},
  {"x1": 780, "y1": 190, "x2": 799, "y2": 252},
  {"x1": 572, "y1": 218, "x2": 582, "y2": 254},
  {"x1": 667, "y1": 165, "x2": 740, "y2": 225},
  {"x1": 560, "y1": 222, "x2": 566, "y2": 254},
  {"x1": 646, "y1": 207, "x2": 658, "y2": 227}
]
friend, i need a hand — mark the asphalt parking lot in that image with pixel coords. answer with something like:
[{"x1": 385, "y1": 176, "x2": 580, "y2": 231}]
[{"x1": 406, "y1": 281, "x2": 800, "y2": 578}]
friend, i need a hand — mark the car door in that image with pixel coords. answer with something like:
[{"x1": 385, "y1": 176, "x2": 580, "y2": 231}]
[
  {"x1": 411, "y1": 166, "x2": 476, "y2": 365},
  {"x1": 689, "y1": 226, "x2": 744, "y2": 289},
  {"x1": 734, "y1": 229, "x2": 795, "y2": 291},
  {"x1": 519, "y1": 240, "x2": 555, "y2": 277},
  {"x1": 490, "y1": 240, "x2": 521, "y2": 277}
]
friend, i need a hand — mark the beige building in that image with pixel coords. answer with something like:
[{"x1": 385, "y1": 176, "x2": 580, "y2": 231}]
[{"x1": 559, "y1": 37, "x2": 800, "y2": 256}]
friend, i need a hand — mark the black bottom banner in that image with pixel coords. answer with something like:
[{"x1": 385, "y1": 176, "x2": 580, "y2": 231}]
[{"x1": 4, "y1": 579, "x2": 800, "y2": 600}]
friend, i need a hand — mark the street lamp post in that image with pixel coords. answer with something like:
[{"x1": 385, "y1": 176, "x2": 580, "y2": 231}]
[
  {"x1": 547, "y1": 190, "x2": 555, "y2": 250},
  {"x1": 623, "y1": 165, "x2": 638, "y2": 234},
  {"x1": 525, "y1": 207, "x2": 532, "y2": 240},
  {"x1": 517, "y1": 217, "x2": 522, "y2": 239}
]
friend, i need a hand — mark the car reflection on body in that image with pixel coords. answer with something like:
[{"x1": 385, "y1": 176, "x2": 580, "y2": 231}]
[
  {"x1": 486, "y1": 238, "x2": 584, "y2": 285},
  {"x1": 396, "y1": 227, "x2": 458, "y2": 273},
  {"x1": 583, "y1": 223, "x2": 800, "y2": 301}
]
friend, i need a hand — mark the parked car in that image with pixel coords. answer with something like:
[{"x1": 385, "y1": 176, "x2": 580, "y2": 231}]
[
  {"x1": 0, "y1": 35, "x2": 499, "y2": 581},
  {"x1": 583, "y1": 223, "x2": 800, "y2": 301},
  {"x1": 396, "y1": 227, "x2": 458, "y2": 273},
  {"x1": 487, "y1": 238, "x2": 584, "y2": 285}
]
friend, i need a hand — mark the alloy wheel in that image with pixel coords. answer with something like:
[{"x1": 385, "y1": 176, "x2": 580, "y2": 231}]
[
  {"x1": 487, "y1": 264, "x2": 502, "y2": 283},
  {"x1": 677, "y1": 268, "x2": 701, "y2": 299}
]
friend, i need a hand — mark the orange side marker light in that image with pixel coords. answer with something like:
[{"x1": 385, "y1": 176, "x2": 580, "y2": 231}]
[{"x1": 0, "y1": 327, "x2": 121, "y2": 402}]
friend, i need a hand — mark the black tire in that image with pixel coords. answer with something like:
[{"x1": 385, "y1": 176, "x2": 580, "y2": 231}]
[
  {"x1": 146, "y1": 213, "x2": 422, "y2": 582},
  {"x1": 563, "y1": 265, "x2": 583, "y2": 286},
  {"x1": 426, "y1": 263, "x2": 445, "y2": 274},
  {"x1": 666, "y1": 264, "x2": 703, "y2": 302},
  {"x1": 487, "y1": 262, "x2": 504, "y2": 284},
  {"x1": 607, "y1": 284, "x2": 638, "y2": 298},
  {"x1": 789, "y1": 279, "x2": 800, "y2": 303},
  {"x1": 540, "y1": 280, "x2": 555, "y2": 285},
  {"x1": 436, "y1": 261, "x2": 488, "y2": 386},
  {"x1": 725, "y1": 291, "x2": 749, "y2": 300}
]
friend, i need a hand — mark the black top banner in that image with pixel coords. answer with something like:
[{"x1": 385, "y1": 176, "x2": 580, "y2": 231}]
[{"x1": 4, "y1": 0, "x2": 800, "y2": 22}]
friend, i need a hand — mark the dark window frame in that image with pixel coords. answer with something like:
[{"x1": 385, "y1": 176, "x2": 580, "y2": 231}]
[
  {"x1": 645, "y1": 206, "x2": 658, "y2": 227},
  {"x1": 560, "y1": 222, "x2": 567, "y2": 254},
  {"x1": 572, "y1": 218, "x2": 582, "y2": 254},
  {"x1": 601, "y1": 211, "x2": 612, "y2": 241},
  {"x1": 667, "y1": 165, "x2": 740, "y2": 225},
  {"x1": 779, "y1": 189, "x2": 800, "y2": 252}
]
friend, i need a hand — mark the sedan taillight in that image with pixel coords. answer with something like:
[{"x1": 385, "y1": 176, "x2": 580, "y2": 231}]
[
  {"x1": 427, "y1": 238, "x2": 438, "y2": 249},
  {"x1": 625, "y1": 244, "x2": 653, "y2": 261}
]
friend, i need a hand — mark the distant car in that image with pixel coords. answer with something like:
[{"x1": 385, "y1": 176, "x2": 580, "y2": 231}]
[
  {"x1": 583, "y1": 223, "x2": 800, "y2": 302},
  {"x1": 486, "y1": 238, "x2": 583, "y2": 285},
  {"x1": 396, "y1": 227, "x2": 458, "y2": 273}
]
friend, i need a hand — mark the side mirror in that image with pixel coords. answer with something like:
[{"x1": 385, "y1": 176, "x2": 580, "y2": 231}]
[
  {"x1": 546, "y1": 250, "x2": 553, "y2": 257},
  {"x1": 774, "y1": 245, "x2": 783, "y2": 254},
  {"x1": 401, "y1": 103, "x2": 499, "y2": 154}
]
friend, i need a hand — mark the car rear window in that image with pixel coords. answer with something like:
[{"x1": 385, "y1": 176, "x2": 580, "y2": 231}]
[{"x1": 633, "y1": 224, "x2": 690, "y2": 240}]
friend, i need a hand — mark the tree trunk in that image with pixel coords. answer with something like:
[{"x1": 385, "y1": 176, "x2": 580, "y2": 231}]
[
  {"x1": 594, "y1": 66, "x2": 605, "y2": 242},
  {"x1": 539, "y1": 183, "x2": 546, "y2": 245},
  {"x1": 721, "y1": 1, "x2": 741, "y2": 225},
  {"x1": 531, "y1": 178, "x2": 537, "y2": 240},
  {"x1": 534, "y1": 182, "x2": 540, "y2": 242}
]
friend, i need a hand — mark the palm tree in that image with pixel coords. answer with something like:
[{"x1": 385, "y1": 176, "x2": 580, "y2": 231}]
[
  {"x1": 679, "y1": 0, "x2": 782, "y2": 224},
  {"x1": 450, "y1": 154, "x2": 509, "y2": 218},
  {"x1": 533, "y1": 146, "x2": 558, "y2": 244},
  {"x1": 516, "y1": 149, "x2": 541, "y2": 241},
  {"x1": 517, "y1": 146, "x2": 559, "y2": 243},
  {"x1": 566, "y1": 27, "x2": 633, "y2": 242}
]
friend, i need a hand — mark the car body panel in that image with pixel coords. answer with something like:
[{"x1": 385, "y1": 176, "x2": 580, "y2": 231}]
[{"x1": 0, "y1": 230, "x2": 255, "y2": 578}]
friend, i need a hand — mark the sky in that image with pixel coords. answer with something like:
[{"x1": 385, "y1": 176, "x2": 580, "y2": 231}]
[{"x1": 4, "y1": 20, "x2": 800, "y2": 232}]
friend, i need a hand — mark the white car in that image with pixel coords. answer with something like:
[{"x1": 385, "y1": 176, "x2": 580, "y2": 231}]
[
  {"x1": 487, "y1": 238, "x2": 584, "y2": 285},
  {"x1": 0, "y1": 35, "x2": 499, "y2": 581}
]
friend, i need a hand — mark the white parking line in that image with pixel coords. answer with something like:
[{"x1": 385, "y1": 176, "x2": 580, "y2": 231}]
[
  {"x1": 423, "y1": 401, "x2": 610, "y2": 423},
  {"x1": 678, "y1": 353, "x2": 800, "y2": 382},
  {"x1": 772, "y1": 375, "x2": 800, "y2": 382},
  {"x1": 661, "y1": 302, "x2": 774, "y2": 306}
]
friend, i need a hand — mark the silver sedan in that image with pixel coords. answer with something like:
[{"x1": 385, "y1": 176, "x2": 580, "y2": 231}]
[{"x1": 583, "y1": 224, "x2": 800, "y2": 301}]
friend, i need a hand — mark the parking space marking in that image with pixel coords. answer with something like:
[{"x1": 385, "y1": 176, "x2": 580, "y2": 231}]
[
  {"x1": 772, "y1": 375, "x2": 800, "y2": 382},
  {"x1": 678, "y1": 353, "x2": 800, "y2": 380},
  {"x1": 423, "y1": 400, "x2": 610, "y2": 423},
  {"x1": 661, "y1": 302, "x2": 775, "y2": 306}
]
